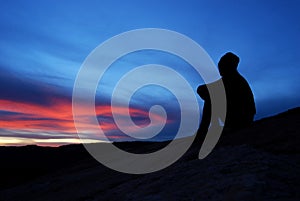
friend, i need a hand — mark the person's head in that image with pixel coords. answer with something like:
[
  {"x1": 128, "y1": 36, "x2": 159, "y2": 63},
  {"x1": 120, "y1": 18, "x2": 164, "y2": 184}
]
[{"x1": 218, "y1": 52, "x2": 240, "y2": 76}]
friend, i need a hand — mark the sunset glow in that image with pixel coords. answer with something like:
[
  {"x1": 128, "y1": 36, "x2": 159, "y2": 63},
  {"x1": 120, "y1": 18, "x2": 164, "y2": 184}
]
[
  {"x1": 0, "y1": 97, "x2": 170, "y2": 146},
  {"x1": 1, "y1": 1, "x2": 299, "y2": 146}
]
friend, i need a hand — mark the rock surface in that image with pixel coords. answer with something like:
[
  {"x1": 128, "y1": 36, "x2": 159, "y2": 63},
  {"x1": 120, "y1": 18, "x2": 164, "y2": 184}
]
[{"x1": 0, "y1": 108, "x2": 299, "y2": 201}]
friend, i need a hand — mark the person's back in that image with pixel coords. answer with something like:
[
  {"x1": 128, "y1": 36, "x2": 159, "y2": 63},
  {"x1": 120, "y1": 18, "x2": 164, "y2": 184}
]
[
  {"x1": 218, "y1": 52, "x2": 256, "y2": 130},
  {"x1": 222, "y1": 71, "x2": 255, "y2": 129}
]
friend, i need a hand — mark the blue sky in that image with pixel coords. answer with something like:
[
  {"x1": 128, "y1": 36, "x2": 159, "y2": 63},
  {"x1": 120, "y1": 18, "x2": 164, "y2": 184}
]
[{"x1": 0, "y1": 0, "x2": 299, "y2": 146}]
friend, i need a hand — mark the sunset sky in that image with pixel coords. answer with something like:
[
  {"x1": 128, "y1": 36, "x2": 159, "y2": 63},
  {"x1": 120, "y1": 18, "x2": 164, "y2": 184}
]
[{"x1": 1, "y1": 0, "x2": 299, "y2": 146}]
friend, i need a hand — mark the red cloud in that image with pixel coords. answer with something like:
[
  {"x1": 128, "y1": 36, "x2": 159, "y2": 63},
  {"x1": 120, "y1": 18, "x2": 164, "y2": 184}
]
[{"x1": 0, "y1": 98, "x2": 170, "y2": 146}]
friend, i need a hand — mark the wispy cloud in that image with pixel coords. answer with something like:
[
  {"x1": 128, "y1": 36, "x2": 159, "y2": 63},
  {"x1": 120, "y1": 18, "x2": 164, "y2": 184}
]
[{"x1": 0, "y1": 95, "x2": 174, "y2": 146}]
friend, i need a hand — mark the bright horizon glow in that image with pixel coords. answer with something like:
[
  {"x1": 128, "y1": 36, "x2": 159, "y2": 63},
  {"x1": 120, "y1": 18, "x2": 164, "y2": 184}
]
[{"x1": 0, "y1": 0, "x2": 299, "y2": 146}]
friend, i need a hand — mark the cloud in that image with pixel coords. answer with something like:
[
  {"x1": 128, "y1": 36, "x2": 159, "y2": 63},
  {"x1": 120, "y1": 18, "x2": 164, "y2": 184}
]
[
  {"x1": 0, "y1": 94, "x2": 175, "y2": 145},
  {"x1": 0, "y1": 65, "x2": 70, "y2": 106}
]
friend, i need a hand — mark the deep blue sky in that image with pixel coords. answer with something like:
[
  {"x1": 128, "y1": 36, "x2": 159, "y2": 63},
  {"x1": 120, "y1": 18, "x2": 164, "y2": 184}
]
[{"x1": 0, "y1": 0, "x2": 299, "y2": 146}]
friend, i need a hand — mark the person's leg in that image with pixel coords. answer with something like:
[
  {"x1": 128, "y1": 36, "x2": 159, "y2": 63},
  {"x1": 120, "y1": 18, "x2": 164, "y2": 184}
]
[
  {"x1": 193, "y1": 100, "x2": 211, "y2": 146},
  {"x1": 184, "y1": 101, "x2": 211, "y2": 160}
]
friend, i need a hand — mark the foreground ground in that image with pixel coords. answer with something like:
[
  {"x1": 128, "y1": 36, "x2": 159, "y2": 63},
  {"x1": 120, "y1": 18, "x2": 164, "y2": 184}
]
[{"x1": 0, "y1": 108, "x2": 299, "y2": 201}]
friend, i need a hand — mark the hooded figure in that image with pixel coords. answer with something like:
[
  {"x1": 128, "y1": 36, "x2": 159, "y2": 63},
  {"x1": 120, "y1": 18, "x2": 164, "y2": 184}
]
[{"x1": 197, "y1": 52, "x2": 256, "y2": 135}]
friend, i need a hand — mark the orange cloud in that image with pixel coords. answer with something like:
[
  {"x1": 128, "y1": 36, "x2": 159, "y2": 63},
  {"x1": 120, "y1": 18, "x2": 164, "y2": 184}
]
[
  {"x1": 0, "y1": 98, "x2": 170, "y2": 146},
  {"x1": 0, "y1": 99, "x2": 75, "y2": 132}
]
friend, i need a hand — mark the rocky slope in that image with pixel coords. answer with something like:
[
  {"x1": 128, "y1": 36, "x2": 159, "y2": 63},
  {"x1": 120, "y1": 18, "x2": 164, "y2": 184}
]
[{"x1": 0, "y1": 108, "x2": 299, "y2": 201}]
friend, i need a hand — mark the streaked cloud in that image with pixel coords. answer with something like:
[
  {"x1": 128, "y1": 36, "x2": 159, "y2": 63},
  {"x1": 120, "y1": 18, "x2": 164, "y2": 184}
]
[{"x1": 0, "y1": 0, "x2": 299, "y2": 146}]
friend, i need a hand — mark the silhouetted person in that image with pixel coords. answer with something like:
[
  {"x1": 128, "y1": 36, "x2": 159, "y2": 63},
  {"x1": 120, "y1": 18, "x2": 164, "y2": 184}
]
[{"x1": 193, "y1": 52, "x2": 256, "y2": 146}]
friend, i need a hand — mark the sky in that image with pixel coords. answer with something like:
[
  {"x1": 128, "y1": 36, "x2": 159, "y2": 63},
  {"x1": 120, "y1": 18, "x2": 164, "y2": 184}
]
[{"x1": 0, "y1": 0, "x2": 299, "y2": 146}]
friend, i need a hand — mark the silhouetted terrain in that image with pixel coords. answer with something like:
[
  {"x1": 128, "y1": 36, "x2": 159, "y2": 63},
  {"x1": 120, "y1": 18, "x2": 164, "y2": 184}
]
[{"x1": 0, "y1": 108, "x2": 299, "y2": 201}]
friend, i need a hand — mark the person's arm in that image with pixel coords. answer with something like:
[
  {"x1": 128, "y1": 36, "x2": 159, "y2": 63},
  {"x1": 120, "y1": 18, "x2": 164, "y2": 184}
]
[
  {"x1": 198, "y1": 100, "x2": 211, "y2": 135},
  {"x1": 197, "y1": 80, "x2": 223, "y2": 132}
]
